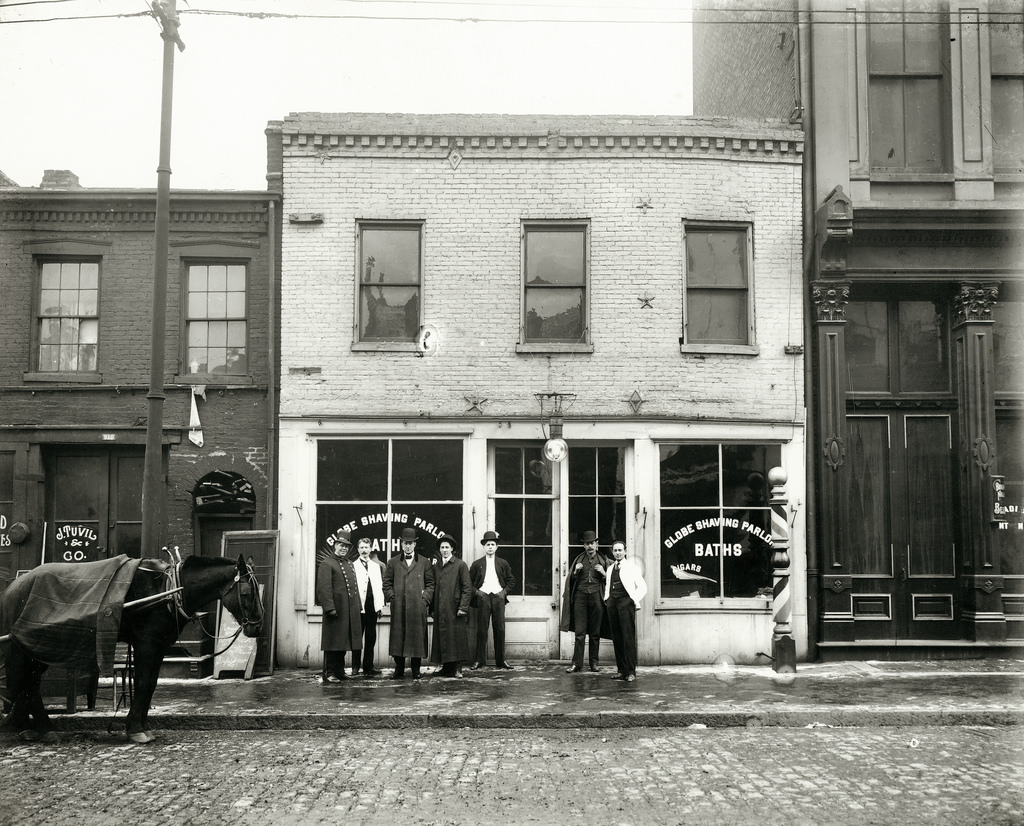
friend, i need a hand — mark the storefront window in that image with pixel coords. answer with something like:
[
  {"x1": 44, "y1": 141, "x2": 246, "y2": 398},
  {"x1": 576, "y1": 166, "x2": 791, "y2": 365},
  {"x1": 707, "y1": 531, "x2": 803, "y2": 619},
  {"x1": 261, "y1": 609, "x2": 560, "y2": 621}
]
[
  {"x1": 567, "y1": 446, "x2": 626, "y2": 556},
  {"x1": 995, "y1": 417, "x2": 1023, "y2": 577},
  {"x1": 658, "y1": 443, "x2": 779, "y2": 600},
  {"x1": 494, "y1": 446, "x2": 554, "y2": 596},
  {"x1": 316, "y1": 439, "x2": 463, "y2": 562}
]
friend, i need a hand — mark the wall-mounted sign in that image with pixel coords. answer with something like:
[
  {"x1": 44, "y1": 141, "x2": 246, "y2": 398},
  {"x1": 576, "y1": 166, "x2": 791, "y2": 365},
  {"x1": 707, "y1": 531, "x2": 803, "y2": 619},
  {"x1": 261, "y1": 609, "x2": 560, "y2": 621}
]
[{"x1": 54, "y1": 522, "x2": 100, "y2": 563}]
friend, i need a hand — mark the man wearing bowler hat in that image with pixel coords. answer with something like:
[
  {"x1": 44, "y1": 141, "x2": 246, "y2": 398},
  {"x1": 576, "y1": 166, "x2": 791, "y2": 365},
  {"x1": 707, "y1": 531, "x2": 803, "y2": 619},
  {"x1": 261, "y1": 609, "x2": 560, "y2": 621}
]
[
  {"x1": 382, "y1": 526, "x2": 435, "y2": 679},
  {"x1": 469, "y1": 530, "x2": 516, "y2": 670},
  {"x1": 560, "y1": 530, "x2": 612, "y2": 672}
]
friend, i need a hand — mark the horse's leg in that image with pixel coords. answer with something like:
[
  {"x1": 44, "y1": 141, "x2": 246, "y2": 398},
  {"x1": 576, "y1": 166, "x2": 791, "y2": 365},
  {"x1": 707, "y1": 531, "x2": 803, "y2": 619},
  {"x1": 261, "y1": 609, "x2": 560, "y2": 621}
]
[
  {"x1": 125, "y1": 640, "x2": 161, "y2": 744},
  {"x1": 24, "y1": 662, "x2": 57, "y2": 743},
  {"x1": 2, "y1": 646, "x2": 55, "y2": 742}
]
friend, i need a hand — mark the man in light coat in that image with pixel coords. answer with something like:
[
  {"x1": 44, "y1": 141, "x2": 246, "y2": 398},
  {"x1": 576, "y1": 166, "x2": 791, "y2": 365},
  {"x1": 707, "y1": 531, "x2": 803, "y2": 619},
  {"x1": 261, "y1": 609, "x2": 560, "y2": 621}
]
[
  {"x1": 353, "y1": 537, "x2": 386, "y2": 677},
  {"x1": 382, "y1": 527, "x2": 435, "y2": 679},
  {"x1": 603, "y1": 539, "x2": 647, "y2": 682}
]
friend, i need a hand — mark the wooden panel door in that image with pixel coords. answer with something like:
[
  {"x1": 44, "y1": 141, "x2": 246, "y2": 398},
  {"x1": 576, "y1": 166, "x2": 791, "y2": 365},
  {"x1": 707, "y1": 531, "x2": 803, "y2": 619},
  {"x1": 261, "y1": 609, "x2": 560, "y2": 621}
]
[{"x1": 846, "y1": 413, "x2": 961, "y2": 641}]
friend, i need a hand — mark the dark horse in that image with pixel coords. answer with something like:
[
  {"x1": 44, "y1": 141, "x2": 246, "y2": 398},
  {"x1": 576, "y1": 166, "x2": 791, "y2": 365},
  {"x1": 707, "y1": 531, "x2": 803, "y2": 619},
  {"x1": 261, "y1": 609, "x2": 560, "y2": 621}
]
[{"x1": 0, "y1": 554, "x2": 263, "y2": 744}]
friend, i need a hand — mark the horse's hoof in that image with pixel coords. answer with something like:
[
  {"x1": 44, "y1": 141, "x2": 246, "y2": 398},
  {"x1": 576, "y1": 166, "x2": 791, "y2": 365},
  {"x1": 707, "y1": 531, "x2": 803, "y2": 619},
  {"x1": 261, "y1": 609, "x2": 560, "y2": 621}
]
[
  {"x1": 18, "y1": 730, "x2": 39, "y2": 742},
  {"x1": 128, "y1": 731, "x2": 155, "y2": 744}
]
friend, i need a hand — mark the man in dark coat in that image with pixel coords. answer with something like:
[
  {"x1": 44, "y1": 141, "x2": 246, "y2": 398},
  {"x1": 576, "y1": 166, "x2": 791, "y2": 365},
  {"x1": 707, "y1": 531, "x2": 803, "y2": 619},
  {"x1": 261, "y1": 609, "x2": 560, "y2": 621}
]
[
  {"x1": 430, "y1": 533, "x2": 472, "y2": 677},
  {"x1": 315, "y1": 530, "x2": 363, "y2": 683},
  {"x1": 382, "y1": 526, "x2": 435, "y2": 679},
  {"x1": 559, "y1": 530, "x2": 613, "y2": 673},
  {"x1": 469, "y1": 530, "x2": 516, "y2": 670}
]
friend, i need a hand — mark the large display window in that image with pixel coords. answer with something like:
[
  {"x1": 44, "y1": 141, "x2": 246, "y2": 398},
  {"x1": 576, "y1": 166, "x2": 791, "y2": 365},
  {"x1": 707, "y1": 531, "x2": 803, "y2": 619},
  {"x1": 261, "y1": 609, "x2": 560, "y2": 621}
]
[
  {"x1": 658, "y1": 443, "x2": 780, "y2": 600},
  {"x1": 316, "y1": 438, "x2": 464, "y2": 561}
]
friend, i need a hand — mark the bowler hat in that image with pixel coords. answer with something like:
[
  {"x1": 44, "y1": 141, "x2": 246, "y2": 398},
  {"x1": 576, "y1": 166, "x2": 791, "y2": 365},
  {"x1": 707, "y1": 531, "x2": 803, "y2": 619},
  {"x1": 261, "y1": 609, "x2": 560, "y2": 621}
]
[
  {"x1": 400, "y1": 527, "x2": 418, "y2": 542},
  {"x1": 438, "y1": 533, "x2": 459, "y2": 551},
  {"x1": 480, "y1": 530, "x2": 500, "y2": 544},
  {"x1": 581, "y1": 530, "x2": 598, "y2": 543}
]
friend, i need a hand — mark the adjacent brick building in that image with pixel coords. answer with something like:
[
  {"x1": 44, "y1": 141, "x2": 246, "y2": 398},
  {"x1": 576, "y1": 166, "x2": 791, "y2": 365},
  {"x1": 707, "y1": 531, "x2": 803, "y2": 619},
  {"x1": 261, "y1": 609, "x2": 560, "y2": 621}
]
[
  {"x1": 0, "y1": 176, "x2": 280, "y2": 673},
  {"x1": 269, "y1": 113, "x2": 806, "y2": 668}
]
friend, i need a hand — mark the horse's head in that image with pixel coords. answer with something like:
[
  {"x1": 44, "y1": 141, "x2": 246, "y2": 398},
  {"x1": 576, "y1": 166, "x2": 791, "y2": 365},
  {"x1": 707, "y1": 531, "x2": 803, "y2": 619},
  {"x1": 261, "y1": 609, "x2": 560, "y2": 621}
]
[{"x1": 221, "y1": 554, "x2": 264, "y2": 638}]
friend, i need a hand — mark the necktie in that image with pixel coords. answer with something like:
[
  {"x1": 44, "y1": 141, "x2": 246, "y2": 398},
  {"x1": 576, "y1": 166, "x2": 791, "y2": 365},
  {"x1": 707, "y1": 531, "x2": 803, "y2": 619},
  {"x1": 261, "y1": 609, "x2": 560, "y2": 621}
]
[
  {"x1": 361, "y1": 560, "x2": 368, "y2": 570},
  {"x1": 615, "y1": 561, "x2": 620, "y2": 570}
]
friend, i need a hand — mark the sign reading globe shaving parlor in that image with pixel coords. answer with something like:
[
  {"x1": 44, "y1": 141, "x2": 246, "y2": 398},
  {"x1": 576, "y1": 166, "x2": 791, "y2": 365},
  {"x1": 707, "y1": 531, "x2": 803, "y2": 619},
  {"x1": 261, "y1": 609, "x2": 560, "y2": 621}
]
[{"x1": 661, "y1": 511, "x2": 775, "y2": 600}]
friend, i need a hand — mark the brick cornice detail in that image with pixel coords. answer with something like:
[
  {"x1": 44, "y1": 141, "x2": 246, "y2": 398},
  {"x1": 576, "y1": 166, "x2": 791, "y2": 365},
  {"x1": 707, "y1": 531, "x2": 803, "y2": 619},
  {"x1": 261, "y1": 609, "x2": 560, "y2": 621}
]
[{"x1": 1, "y1": 207, "x2": 268, "y2": 228}]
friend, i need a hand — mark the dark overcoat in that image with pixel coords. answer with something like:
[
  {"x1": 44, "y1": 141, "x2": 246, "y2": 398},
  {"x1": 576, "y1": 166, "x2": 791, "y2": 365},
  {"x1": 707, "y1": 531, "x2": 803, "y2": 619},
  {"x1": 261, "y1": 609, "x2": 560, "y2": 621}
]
[
  {"x1": 382, "y1": 554, "x2": 436, "y2": 658},
  {"x1": 316, "y1": 554, "x2": 363, "y2": 652},
  {"x1": 559, "y1": 550, "x2": 614, "y2": 639},
  {"x1": 430, "y1": 556, "x2": 472, "y2": 665}
]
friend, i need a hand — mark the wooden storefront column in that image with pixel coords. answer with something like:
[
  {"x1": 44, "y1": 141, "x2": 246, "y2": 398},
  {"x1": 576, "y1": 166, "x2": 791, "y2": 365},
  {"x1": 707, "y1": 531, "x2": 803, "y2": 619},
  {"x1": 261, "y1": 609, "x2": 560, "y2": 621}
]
[
  {"x1": 953, "y1": 283, "x2": 1006, "y2": 643},
  {"x1": 813, "y1": 280, "x2": 853, "y2": 641}
]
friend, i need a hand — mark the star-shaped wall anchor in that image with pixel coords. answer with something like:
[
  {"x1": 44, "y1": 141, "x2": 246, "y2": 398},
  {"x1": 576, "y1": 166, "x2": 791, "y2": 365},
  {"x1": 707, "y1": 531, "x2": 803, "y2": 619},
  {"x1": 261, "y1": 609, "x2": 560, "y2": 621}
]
[
  {"x1": 627, "y1": 390, "x2": 645, "y2": 414},
  {"x1": 638, "y1": 294, "x2": 655, "y2": 309},
  {"x1": 315, "y1": 150, "x2": 335, "y2": 166},
  {"x1": 635, "y1": 197, "x2": 653, "y2": 214},
  {"x1": 465, "y1": 395, "x2": 488, "y2": 414}
]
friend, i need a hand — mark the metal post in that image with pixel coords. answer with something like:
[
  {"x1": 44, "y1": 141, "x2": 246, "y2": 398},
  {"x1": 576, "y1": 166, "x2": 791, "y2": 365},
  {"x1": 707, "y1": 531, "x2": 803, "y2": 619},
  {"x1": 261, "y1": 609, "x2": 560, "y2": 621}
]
[
  {"x1": 769, "y1": 466, "x2": 797, "y2": 673},
  {"x1": 141, "y1": 1, "x2": 184, "y2": 557}
]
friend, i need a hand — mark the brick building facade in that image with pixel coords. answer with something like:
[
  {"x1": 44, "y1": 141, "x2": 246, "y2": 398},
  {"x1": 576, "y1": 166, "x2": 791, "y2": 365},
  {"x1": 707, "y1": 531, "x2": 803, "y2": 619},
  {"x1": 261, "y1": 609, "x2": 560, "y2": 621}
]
[
  {"x1": 0, "y1": 178, "x2": 280, "y2": 673},
  {"x1": 269, "y1": 113, "x2": 806, "y2": 668}
]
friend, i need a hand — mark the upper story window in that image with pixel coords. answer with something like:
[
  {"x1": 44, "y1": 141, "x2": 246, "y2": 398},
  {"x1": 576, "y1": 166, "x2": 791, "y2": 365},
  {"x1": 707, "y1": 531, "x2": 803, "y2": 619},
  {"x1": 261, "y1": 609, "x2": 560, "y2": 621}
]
[
  {"x1": 520, "y1": 222, "x2": 590, "y2": 350},
  {"x1": 358, "y1": 223, "x2": 422, "y2": 343},
  {"x1": 186, "y1": 263, "x2": 248, "y2": 375},
  {"x1": 37, "y1": 260, "x2": 99, "y2": 372},
  {"x1": 990, "y1": 0, "x2": 1024, "y2": 173},
  {"x1": 867, "y1": 1, "x2": 948, "y2": 173},
  {"x1": 682, "y1": 223, "x2": 755, "y2": 352}
]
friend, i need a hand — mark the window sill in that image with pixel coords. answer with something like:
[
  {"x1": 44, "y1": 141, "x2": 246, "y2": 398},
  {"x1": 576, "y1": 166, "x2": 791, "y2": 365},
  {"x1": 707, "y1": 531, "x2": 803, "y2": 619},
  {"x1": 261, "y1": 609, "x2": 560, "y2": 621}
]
[
  {"x1": 515, "y1": 342, "x2": 594, "y2": 354},
  {"x1": 351, "y1": 341, "x2": 418, "y2": 354},
  {"x1": 174, "y1": 373, "x2": 253, "y2": 386},
  {"x1": 679, "y1": 344, "x2": 759, "y2": 357},
  {"x1": 654, "y1": 596, "x2": 771, "y2": 613},
  {"x1": 23, "y1": 371, "x2": 102, "y2": 384},
  {"x1": 868, "y1": 171, "x2": 954, "y2": 183}
]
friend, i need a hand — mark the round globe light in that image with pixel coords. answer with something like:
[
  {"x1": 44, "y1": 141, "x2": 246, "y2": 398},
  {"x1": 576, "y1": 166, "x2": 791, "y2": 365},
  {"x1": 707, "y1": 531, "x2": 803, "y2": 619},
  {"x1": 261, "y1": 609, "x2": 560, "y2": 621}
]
[{"x1": 543, "y1": 438, "x2": 568, "y2": 463}]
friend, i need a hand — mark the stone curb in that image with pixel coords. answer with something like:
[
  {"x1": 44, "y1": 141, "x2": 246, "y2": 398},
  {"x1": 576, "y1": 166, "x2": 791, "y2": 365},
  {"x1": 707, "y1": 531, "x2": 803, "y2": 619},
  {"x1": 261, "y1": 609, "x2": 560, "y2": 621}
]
[{"x1": 50, "y1": 709, "x2": 1024, "y2": 732}]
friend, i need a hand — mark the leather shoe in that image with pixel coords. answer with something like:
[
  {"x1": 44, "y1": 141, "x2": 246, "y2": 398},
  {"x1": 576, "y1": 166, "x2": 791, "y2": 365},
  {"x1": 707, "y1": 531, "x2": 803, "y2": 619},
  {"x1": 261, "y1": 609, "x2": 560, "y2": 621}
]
[
  {"x1": 412, "y1": 671, "x2": 423, "y2": 680},
  {"x1": 322, "y1": 672, "x2": 344, "y2": 684},
  {"x1": 390, "y1": 671, "x2": 405, "y2": 680},
  {"x1": 566, "y1": 665, "x2": 582, "y2": 673},
  {"x1": 469, "y1": 662, "x2": 483, "y2": 670},
  {"x1": 610, "y1": 673, "x2": 626, "y2": 680},
  {"x1": 496, "y1": 662, "x2": 514, "y2": 670},
  {"x1": 588, "y1": 665, "x2": 600, "y2": 673},
  {"x1": 362, "y1": 669, "x2": 384, "y2": 677},
  {"x1": 625, "y1": 674, "x2": 636, "y2": 682}
]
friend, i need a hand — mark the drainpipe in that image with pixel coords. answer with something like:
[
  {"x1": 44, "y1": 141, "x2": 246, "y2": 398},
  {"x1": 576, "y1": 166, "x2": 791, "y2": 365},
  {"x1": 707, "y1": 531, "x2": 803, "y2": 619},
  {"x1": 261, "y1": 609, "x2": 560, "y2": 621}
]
[
  {"x1": 797, "y1": 0, "x2": 820, "y2": 660},
  {"x1": 266, "y1": 198, "x2": 277, "y2": 530}
]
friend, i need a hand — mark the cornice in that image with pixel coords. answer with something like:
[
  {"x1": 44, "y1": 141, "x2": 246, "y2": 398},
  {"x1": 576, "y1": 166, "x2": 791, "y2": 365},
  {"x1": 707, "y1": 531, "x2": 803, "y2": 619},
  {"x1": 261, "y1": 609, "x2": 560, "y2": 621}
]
[{"x1": 279, "y1": 113, "x2": 804, "y2": 164}]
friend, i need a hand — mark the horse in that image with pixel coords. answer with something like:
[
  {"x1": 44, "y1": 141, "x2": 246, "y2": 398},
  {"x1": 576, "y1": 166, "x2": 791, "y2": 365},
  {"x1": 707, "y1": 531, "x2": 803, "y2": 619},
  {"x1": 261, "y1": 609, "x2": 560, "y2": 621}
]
[{"x1": 0, "y1": 553, "x2": 263, "y2": 744}]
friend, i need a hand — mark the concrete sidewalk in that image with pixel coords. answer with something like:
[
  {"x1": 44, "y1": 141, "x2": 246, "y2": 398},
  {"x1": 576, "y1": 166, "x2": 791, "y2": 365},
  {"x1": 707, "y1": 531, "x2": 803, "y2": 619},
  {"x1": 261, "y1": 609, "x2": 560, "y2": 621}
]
[{"x1": 48, "y1": 658, "x2": 1024, "y2": 732}]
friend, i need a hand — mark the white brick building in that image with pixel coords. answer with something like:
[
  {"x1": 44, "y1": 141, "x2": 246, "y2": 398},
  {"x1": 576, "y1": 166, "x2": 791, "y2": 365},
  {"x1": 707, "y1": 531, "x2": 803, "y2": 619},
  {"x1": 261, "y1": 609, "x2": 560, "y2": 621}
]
[{"x1": 269, "y1": 113, "x2": 806, "y2": 667}]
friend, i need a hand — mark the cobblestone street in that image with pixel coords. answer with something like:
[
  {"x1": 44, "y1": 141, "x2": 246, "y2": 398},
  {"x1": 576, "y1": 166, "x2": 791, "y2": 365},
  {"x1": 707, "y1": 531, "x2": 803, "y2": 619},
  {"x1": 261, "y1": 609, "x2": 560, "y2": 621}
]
[{"x1": 1, "y1": 726, "x2": 1021, "y2": 825}]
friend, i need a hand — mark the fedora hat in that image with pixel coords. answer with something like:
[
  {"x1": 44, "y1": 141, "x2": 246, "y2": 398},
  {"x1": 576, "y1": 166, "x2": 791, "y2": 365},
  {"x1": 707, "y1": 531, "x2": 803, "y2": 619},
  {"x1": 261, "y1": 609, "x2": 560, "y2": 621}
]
[{"x1": 437, "y1": 533, "x2": 459, "y2": 551}]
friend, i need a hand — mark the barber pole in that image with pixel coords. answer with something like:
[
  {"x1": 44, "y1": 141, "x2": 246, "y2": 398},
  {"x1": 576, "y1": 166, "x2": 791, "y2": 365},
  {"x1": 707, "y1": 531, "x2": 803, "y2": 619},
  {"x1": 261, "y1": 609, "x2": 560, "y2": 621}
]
[{"x1": 768, "y1": 467, "x2": 796, "y2": 673}]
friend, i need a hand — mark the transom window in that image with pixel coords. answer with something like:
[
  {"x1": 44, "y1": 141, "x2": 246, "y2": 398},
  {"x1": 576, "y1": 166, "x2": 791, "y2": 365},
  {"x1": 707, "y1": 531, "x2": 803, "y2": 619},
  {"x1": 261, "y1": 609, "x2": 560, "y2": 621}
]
[
  {"x1": 658, "y1": 443, "x2": 779, "y2": 600},
  {"x1": 37, "y1": 261, "x2": 99, "y2": 372},
  {"x1": 186, "y1": 263, "x2": 248, "y2": 375},
  {"x1": 522, "y1": 223, "x2": 588, "y2": 345},
  {"x1": 867, "y1": 0, "x2": 948, "y2": 172},
  {"x1": 358, "y1": 223, "x2": 422, "y2": 342},
  {"x1": 683, "y1": 224, "x2": 753, "y2": 348}
]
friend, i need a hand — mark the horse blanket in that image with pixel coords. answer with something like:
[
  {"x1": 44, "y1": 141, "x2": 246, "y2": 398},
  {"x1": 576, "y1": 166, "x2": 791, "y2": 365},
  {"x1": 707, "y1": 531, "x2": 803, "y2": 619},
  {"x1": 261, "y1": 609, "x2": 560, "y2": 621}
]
[{"x1": 0, "y1": 555, "x2": 142, "y2": 673}]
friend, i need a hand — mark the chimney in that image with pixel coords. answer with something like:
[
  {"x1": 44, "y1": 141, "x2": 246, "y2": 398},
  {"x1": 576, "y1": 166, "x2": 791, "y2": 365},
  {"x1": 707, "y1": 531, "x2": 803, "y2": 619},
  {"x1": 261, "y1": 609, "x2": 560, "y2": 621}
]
[{"x1": 40, "y1": 170, "x2": 82, "y2": 189}]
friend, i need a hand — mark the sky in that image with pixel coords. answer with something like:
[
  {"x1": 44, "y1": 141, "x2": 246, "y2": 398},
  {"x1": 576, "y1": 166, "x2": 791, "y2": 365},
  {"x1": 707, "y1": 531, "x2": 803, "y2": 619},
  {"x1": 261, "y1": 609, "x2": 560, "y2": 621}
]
[{"x1": 0, "y1": 0, "x2": 693, "y2": 191}]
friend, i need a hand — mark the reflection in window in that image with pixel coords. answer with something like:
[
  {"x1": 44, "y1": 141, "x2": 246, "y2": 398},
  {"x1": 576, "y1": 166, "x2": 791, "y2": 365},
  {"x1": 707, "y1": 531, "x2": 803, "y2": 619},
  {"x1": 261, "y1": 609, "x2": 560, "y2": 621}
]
[
  {"x1": 994, "y1": 299, "x2": 1024, "y2": 395},
  {"x1": 990, "y1": 0, "x2": 1024, "y2": 172},
  {"x1": 658, "y1": 443, "x2": 778, "y2": 599},
  {"x1": 38, "y1": 261, "x2": 99, "y2": 372},
  {"x1": 316, "y1": 439, "x2": 463, "y2": 563},
  {"x1": 523, "y1": 225, "x2": 587, "y2": 343},
  {"x1": 567, "y1": 446, "x2": 626, "y2": 557},
  {"x1": 995, "y1": 416, "x2": 1023, "y2": 576},
  {"x1": 494, "y1": 446, "x2": 554, "y2": 596},
  {"x1": 359, "y1": 224, "x2": 421, "y2": 341},
  {"x1": 684, "y1": 225, "x2": 751, "y2": 346},
  {"x1": 186, "y1": 263, "x2": 248, "y2": 375}
]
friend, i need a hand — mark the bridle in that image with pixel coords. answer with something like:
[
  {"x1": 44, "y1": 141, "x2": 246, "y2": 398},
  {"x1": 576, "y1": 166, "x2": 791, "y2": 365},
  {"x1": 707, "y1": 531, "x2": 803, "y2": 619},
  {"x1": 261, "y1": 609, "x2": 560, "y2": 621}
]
[{"x1": 164, "y1": 559, "x2": 264, "y2": 653}]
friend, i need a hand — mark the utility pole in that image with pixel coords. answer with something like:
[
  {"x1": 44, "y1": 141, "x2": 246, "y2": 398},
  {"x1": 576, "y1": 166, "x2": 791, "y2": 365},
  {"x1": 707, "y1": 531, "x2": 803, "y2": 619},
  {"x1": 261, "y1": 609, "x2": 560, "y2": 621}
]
[{"x1": 141, "y1": 1, "x2": 185, "y2": 558}]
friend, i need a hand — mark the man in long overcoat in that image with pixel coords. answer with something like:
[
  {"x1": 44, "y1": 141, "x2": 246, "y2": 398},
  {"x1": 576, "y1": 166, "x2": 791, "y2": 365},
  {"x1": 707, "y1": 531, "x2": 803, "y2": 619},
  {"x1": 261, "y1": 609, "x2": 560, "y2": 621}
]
[
  {"x1": 316, "y1": 530, "x2": 363, "y2": 683},
  {"x1": 430, "y1": 533, "x2": 472, "y2": 677},
  {"x1": 559, "y1": 530, "x2": 613, "y2": 673},
  {"x1": 382, "y1": 526, "x2": 435, "y2": 679}
]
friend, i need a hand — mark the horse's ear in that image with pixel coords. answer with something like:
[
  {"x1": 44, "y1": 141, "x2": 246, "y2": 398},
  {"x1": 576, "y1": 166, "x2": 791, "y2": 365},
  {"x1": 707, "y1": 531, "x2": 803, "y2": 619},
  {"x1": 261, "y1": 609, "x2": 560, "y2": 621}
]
[{"x1": 236, "y1": 554, "x2": 246, "y2": 571}]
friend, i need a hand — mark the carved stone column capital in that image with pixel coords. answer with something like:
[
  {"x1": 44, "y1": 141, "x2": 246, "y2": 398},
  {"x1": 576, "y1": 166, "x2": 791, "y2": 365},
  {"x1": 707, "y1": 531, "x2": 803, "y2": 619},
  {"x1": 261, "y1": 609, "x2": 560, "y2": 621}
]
[
  {"x1": 812, "y1": 281, "x2": 850, "y2": 323},
  {"x1": 953, "y1": 283, "x2": 999, "y2": 327}
]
